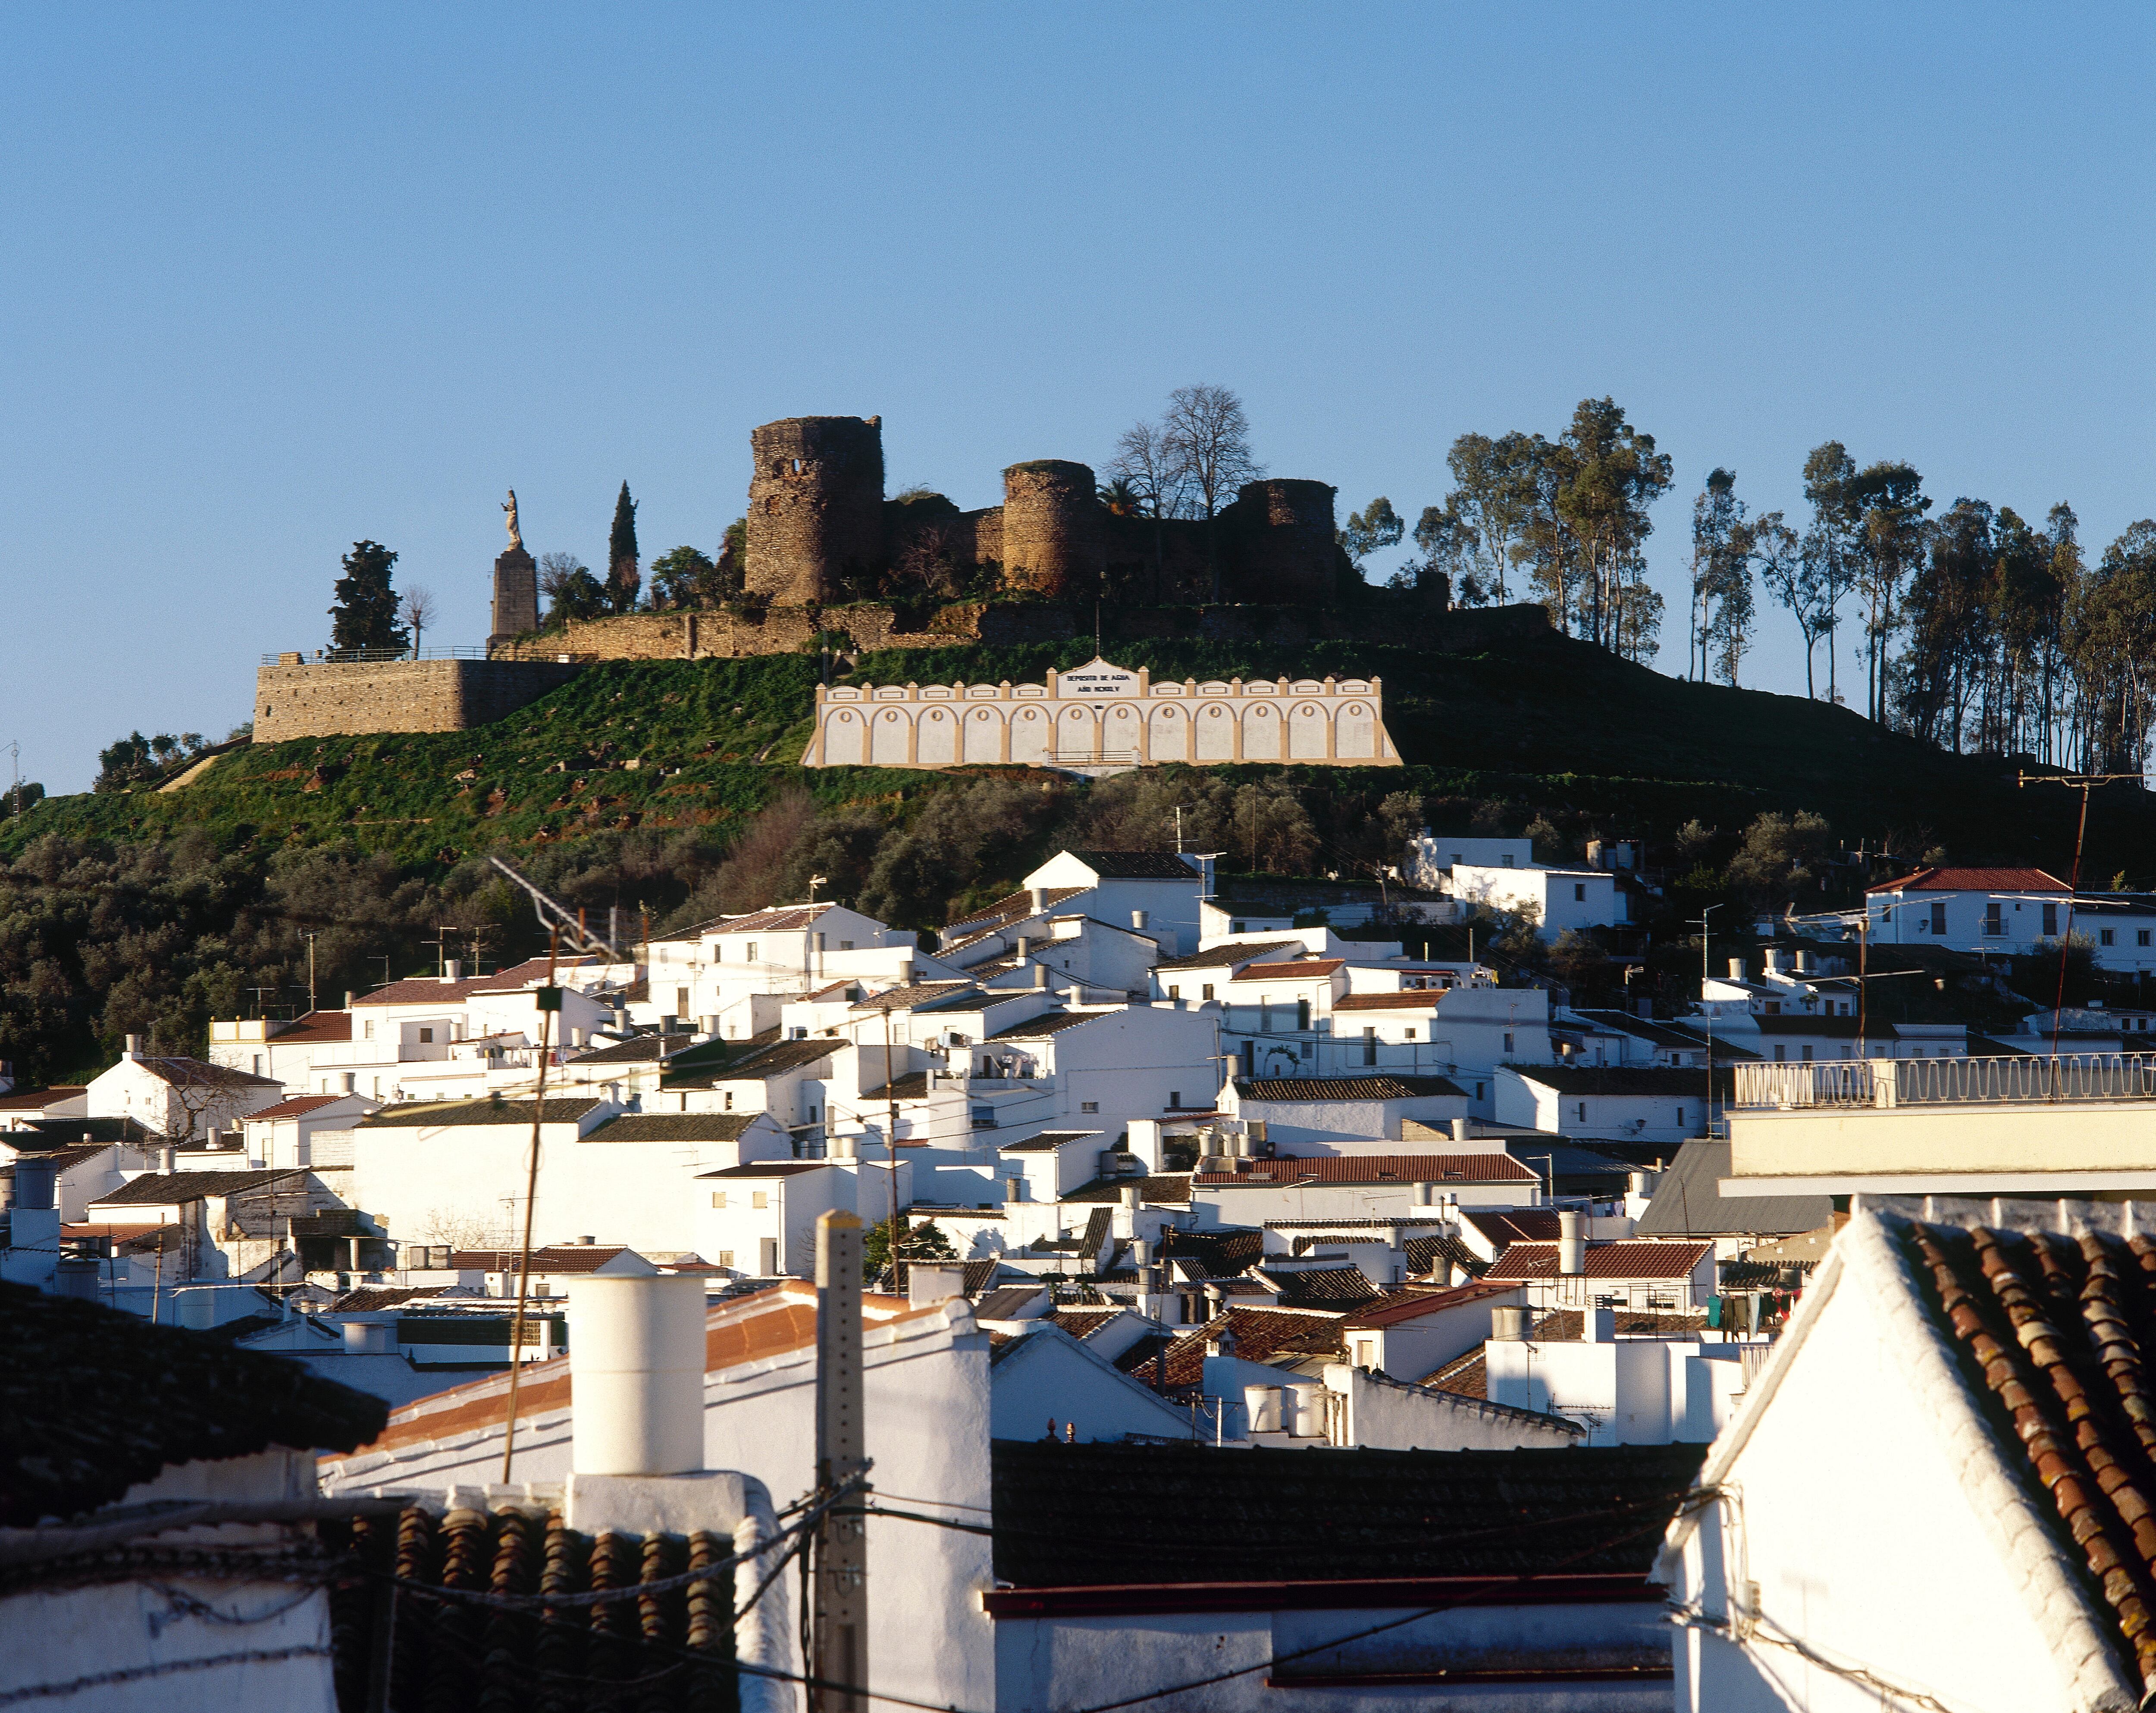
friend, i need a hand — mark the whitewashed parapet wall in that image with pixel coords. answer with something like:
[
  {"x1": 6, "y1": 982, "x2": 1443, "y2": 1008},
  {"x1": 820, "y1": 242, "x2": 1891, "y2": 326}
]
[{"x1": 804, "y1": 656, "x2": 1400, "y2": 774}]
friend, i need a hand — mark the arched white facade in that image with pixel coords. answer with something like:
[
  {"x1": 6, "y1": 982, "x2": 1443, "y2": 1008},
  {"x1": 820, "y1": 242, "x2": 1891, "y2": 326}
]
[{"x1": 804, "y1": 658, "x2": 1400, "y2": 774}]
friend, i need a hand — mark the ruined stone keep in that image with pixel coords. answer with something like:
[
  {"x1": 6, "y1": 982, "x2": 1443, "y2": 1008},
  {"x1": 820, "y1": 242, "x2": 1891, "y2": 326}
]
[{"x1": 742, "y1": 414, "x2": 1343, "y2": 607}]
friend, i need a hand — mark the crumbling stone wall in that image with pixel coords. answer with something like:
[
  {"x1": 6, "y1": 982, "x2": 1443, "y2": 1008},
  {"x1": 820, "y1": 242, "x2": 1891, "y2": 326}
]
[
  {"x1": 1231, "y1": 480, "x2": 1339, "y2": 603},
  {"x1": 745, "y1": 416, "x2": 885, "y2": 603},
  {"x1": 253, "y1": 658, "x2": 581, "y2": 742},
  {"x1": 1000, "y1": 461, "x2": 1104, "y2": 600}
]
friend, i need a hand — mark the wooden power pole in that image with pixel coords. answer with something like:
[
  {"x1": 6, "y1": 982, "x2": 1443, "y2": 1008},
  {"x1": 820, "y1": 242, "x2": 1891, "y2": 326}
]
[{"x1": 813, "y1": 1209, "x2": 869, "y2": 1713}]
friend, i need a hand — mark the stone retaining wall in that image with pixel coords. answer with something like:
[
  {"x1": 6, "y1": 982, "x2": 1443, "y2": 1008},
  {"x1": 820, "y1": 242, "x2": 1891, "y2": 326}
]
[{"x1": 253, "y1": 658, "x2": 581, "y2": 742}]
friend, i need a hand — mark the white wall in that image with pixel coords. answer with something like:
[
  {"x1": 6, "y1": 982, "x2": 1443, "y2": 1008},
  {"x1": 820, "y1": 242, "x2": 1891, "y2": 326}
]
[
  {"x1": 1327, "y1": 1362, "x2": 1582, "y2": 1452},
  {"x1": 988, "y1": 1325, "x2": 1200, "y2": 1443}
]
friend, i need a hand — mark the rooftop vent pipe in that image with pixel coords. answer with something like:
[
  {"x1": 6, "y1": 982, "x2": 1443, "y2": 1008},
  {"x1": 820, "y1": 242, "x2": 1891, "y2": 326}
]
[{"x1": 1450, "y1": 1117, "x2": 1470, "y2": 1142}]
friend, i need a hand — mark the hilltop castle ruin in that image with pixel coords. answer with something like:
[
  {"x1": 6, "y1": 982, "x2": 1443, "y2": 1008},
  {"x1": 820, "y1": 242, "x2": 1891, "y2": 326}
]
[{"x1": 742, "y1": 414, "x2": 1344, "y2": 607}]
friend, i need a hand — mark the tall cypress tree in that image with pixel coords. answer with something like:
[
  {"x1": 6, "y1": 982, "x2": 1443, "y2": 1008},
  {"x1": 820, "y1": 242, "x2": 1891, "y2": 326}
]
[
  {"x1": 607, "y1": 481, "x2": 640, "y2": 613},
  {"x1": 328, "y1": 540, "x2": 410, "y2": 652}
]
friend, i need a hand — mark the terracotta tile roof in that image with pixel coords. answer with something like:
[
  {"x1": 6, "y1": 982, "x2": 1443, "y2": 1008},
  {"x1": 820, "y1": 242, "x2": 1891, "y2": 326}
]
[
  {"x1": 1507, "y1": 1063, "x2": 1710, "y2": 1096},
  {"x1": 580, "y1": 1112, "x2": 764, "y2": 1142},
  {"x1": 132, "y1": 1054, "x2": 280, "y2": 1089},
  {"x1": 987, "y1": 1011, "x2": 1099, "y2": 1041},
  {"x1": 0, "y1": 1086, "x2": 87, "y2": 1111},
  {"x1": 566, "y1": 1031, "x2": 692, "y2": 1064},
  {"x1": 1332, "y1": 991, "x2": 1449, "y2": 1011},
  {"x1": 0, "y1": 1280, "x2": 384, "y2": 1525},
  {"x1": 1462, "y1": 1208, "x2": 1562, "y2": 1247},
  {"x1": 1161, "y1": 1228, "x2": 1264, "y2": 1276},
  {"x1": 945, "y1": 885, "x2": 1086, "y2": 934},
  {"x1": 1155, "y1": 939, "x2": 1303, "y2": 973},
  {"x1": 702, "y1": 903, "x2": 838, "y2": 934},
  {"x1": 1227, "y1": 959, "x2": 1345, "y2": 981},
  {"x1": 849, "y1": 981, "x2": 974, "y2": 1012},
  {"x1": 246, "y1": 1093, "x2": 352, "y2": 1121},
  {"x1": 1196, "y1": 1153, "x2": 1538, "y2": 1187},
  {"x1": 1232, "y1": 1074, "x2": 1466, "y2": 1102},
  {"x1": 349, "y1": 1283, "x2": 943, "y2": 1458},
  {"x1": 1261, "y1": 1265, "x2": 1382, "y2": 1308},
  {"x1": 354, "y1": 958, "x2": 562, "y2": 1007},
  {"x1": 1129, "y1": 1307, "x2": 1348, "y2": 1389},
  {"x1": 317, "y1": 1502, "x2": 744, "y2": 1704},
  {"x1": 990, "y1": 1438, "x2": 1708, "y2": 1585},
  {"x1": 269, "y1": 1010, "x2": 354, "y2": 1045},
  {"x1": 1045, "y1": 1307, "x2": 1124, "y2": 1340},
  {"x1": 1344, "y1": 1281, "x2": 1520, "y2": 1329},
  {"x1": 1066, "y1": 851, "x2": 1202, "y2": 881},
  {"x1": 359, "y1": 1098, "x2": 603, "y2": 1128},
  {"x1": 1485, "y1": 1239, "x2": 1714, "y2": 1282},
  {"x1": 1060, "y1": 1171, "x2": 1193, "y2": 1206},
  {"x1": 699, "y1": 1038, "x2": 837, "y2": 1080},
  {"x1": 446, "y1": 1244, "x2": 630, "y2": 1272},
  {"x1": 90, "y1": 1168, "x2": 304, "y2": 1207},
  {"x1": 1865, "y1": 866, "x2": 2068, "y2": 894},
  {"x1": 861, "y1": 1071, "x2": 930, "y2": 1101},
  {"x1": 1405, "y1": 1232, "x2": 1486, "y2": 1278},
  {"x1": 997, "y1": 1129, "x2": 1103, "y2": 1154}
]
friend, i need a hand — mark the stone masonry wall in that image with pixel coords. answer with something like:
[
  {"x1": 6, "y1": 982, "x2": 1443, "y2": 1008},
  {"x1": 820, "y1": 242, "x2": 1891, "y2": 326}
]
[{"x1": 254, "y1": 658, "x2": 581, "y2": 743}]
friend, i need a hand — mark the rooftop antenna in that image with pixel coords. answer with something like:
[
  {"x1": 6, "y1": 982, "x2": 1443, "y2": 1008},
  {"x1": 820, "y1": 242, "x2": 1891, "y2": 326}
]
[
  {"x1": 486, "y1": 854, "x2": 627, "y2": 962},
  {"x1": 4, "y1": 740, "x2": 18, "y2": 821}
]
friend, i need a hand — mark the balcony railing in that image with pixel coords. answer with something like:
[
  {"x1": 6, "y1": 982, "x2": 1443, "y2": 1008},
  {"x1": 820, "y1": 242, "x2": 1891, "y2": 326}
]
[{"x1": 1733, "y1": 1053, "x2": 2156, "y2": 1111}]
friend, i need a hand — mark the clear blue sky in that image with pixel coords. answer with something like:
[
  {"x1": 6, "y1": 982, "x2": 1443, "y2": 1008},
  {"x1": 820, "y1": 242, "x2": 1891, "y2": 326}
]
[{"x1": 4, "y1": 4, "x2": 2149, "y2": 793}]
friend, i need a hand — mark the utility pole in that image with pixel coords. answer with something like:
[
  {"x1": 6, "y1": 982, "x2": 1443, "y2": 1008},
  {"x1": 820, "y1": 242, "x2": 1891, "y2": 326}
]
[
  {"x1": 303, "y1": 932, "x2": 318, "y2": 1015},
  {"x1": 881, "y1": 1004, "x2": 901, "y2": 1263},
  {"x1": 1692, "y1": 906, "x2": 1720, "y2": 1135},
  {"x1": 2019, "y1": 771, "x2": 2141, "y2": 1058},
  {"x1": 812, "y1": 1209, "x2": 869, "y2": 1713}
]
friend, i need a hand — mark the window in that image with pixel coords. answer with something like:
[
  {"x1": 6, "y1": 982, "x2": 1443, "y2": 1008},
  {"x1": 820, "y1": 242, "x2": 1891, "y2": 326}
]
[
  {"x1": 971, "y1": 1104, "x2": 997, "y2": 1130},
  {"x1": 1839, "y1": 1046, "x2": 1852, "y2": 1058},
  {"x1": 711, "y1": 1191, "x2": 728, "y2": 1208},
  {"x1": 1676, "y1": 1106, "x2": 1684, "y2": 1125},
  {"x1": 2043, "y1": 903, "x2": 2059, "y2": 936},
  {"x1": 2103, "y1": 929, "x2": 2118, "y2": 947},
  {"x1": 1406, "y1": 1028, "x2": 1417, "y2": 1040},
  {"x1": 2141, "y1": 931, "x2": 2152, "y2": 948},
  {"x1": 677, "y1": 987, "x2": 690, "y2": 1013},
  {"x1": 723, "y1": 1092, "x2": 734, "y2": 1110},
  {"x1": 1773, "y1": 1045, "x2": 1787, "y2": 1062},
  {"x1": 1984, "y1": 903, "x2": 2003, "y2": 936},
  {"x1": 1576, "y1": 1101, "x2": 1587, "y2": 1122},
  {"x1": 1202, "y1": 984, "x2": 1215, "y2": 1001},
  {"x1": 1297, "y1": 999, "x2": 1311, "y2": 1031},
  {"x1": 1503, "y1": 1032, "x2": 1515, "y2": 1054},
  {"x1": 1169, "y1": 985, "x2": 1182, "y2": 1000},
  {"x1": 1241, "y1": 1042, "x2": 1256, "y2": 1076},
  {"x1": 1232, "y1": 921, "x2": 1246, "y2": 933},
  {"x1": 841, "y1": 940, "x2": 854, "y2": 951},
  {"x1": 1928, "y1": 901, "x2": 1947, "y2": 935},
  {"x1": 252, "y1": 1054, "x2": 263, "y2": 1075},
  {"x1": 1574, "y1": 883, "x2": 1586, "y2": 902},
  {"x1": 752, "y1": 1191, "x2": 768, "y2": 1210},
  {"x1": 1259, "y1": 1002, "x2": 1272, "y2": 1034},
  {"x1": 419, "y1": 1027, "x2": 433, "y2": 1043},
  {"x1": 1475, "y1": 1082, "x2": 1485, "y2": 1100},
  {"x1": 1169, "y1": 1091, "x2": 1181, "y2": 1109},
  {"x1": 1299, "y1": 1040, "x2": 1313, "y2": 1059},
  {"x1": 1363, "y1": 1027, "x2": 1377, "y2": 1066},
  {"x1": 1501, "y1": 854, "x2": 1516, "y2": 868},
  {"x1": 792, "y1": 1027, "x2": 808, "y2": 1040},
  {"x1": 364, "y1": 1020, "x2": 375, "y2": 1040},
  {"x1": 816, "y1": 933, "x2": 826, "y2": 954},
  {"x1": 716, "y1": 1249, "x2": 734, "y2": 1268},
  {"x1": 807, "y1": 1104, "x2": 819, "y2": 1123},
  {"x1": 1081, "y1": 1101, "x2": 1099, "y2": 1113},
  {"x1": 746, "y1": 942, "x2": 759, "y2": 963},
  {"x1": 1802, "y1": 1045, "x2": 1814, "y2": 1061}
]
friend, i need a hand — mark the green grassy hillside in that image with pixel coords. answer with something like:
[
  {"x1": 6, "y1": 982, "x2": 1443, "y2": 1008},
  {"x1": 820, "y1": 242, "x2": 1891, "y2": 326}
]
[{"x1": 6, "y1": 631, "x2": 2147, "y2": 878}]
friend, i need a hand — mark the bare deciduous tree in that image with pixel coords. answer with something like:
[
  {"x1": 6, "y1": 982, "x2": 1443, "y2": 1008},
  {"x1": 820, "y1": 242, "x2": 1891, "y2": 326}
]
[
  {"x1": 1160, "y1": 383, "x2": 1263, "y2": 599},
  {"x1": 401, "y1": 585, "x2": 437, "y2": 656},
  {"x1": 1104, "y1": 418, "x2": 1194, "y2": 602}
]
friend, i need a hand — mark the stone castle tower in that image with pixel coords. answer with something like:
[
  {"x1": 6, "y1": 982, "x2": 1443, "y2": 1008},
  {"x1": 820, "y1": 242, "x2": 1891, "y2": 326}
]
[{"x1": 744, "y1": 415, "x2": 886, "y2": 603}]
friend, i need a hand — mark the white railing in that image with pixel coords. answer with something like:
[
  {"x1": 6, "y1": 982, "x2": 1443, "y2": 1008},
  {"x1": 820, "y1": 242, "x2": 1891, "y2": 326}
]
[{"x1": 1733, "y1": 1053, "x2": 2156, "y2": 1110}]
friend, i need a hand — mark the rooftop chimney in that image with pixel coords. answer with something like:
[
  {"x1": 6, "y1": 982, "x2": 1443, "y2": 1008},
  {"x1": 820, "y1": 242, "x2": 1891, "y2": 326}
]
[
  {"x1": 1014, "y1": 936, "x2": 1031, "y2": 959},
  {"x1": 442, "y1": 959, "x2": 462, "y2": 983},
  {"x1": 1727, "y1": 957, "x2": 1745, "y2": 979},
  {"x1": 1450, "y1": 1117, "x2": 1469, "y2": 1143},
  {"x1": 124, "y1": 1034, "x2": 142, "y2": 1057},
  {"x1": 1131, "y1": 909, "x2": 1149, "y2": 930},
  {"x1": 344, "y1": 991, "x2": 355, "y2": 1010},
  {"x1": 1557, "y1": 1209, "x2": 1586, "y2": 1274},
  {"x1": 1029, "y1": 887, "x2": 1049, "y2": 916},
  {"x1": 567, "y1": 1259, "x2": 707, "y2": 1477}
]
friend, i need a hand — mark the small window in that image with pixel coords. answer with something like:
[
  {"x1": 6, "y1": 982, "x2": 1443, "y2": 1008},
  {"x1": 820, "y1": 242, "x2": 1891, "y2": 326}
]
[
  {"x1": 1501, "y1": 854, "x2": 1516, "y2": 867},
  {"x1": 1201, "y1": 984, "x2": 1215, "y2": 1001},
  {"x1": 1363, "y1": 1027, "x2": 1377, "y2": 1066},
  {"x1": 816, "y1": 933, "x2": 827, "y2": 954},
  {"x1": 677, "y1": 987, "x2": 690, "y2": 1013},
  {"x1": 1503, "y1": 1032, "x2": 1514, "y2": 1054},
  {"x1": 1406, "y1": 1028, "x2": 1417, "y2": 1041},
  {"x1": 1983, "y1": 904, "x2": 2003, "y2": 936},
  {"x1": 711, "y1": 1191, "x2": 727, "y2": 1208},
  {"x1": 2140, "y1": 931, "x2": 2151, "y2": 948},
  {"x1": 1169, "y1": 1091, "x2": 1181, "y2": 1109},
  {"x1": 1574, "y1": 883, "x2": 1586, "y2": 903},
  {"x1": 1475, "y1": 1082, "x2": 1485, "y2": 1100},
  {"x1": 746, "y1": 942, "x2": 759, "y2": 963},
  {"x1": 792, "y1": 1027, "x2": 808, "y2": 1040},
  {"x1": 1081, "y1": 1101, "x2": 1099, "y2": 1114},
  {"x1": 716, "y1": 1249, "x2": 734, "y2": 1267},
  {"x1": 1676, "y1": 1106, "x2": 1684, "y2": 1125},
  {"x1": 808, "y1": 1104, "x2": 819, "y2": 1123},
  {"x1": 1801, "y1": 1045, "x2": 1814, "y2": 1061},
  {"x1": 1576, "y1": 1101, "x2": 1587, "y2": 1122},
  {"x1": 2102, "y1": 929, "x2": 2117, "y2": 947},
  {"x1": 1169, "y1": 985, "x2": 1182, "y2": 1000},
  {"x1": 723, "y1": 1092, "x2": 734, "y2": 1110},
  {"x1": 2043, "y1": 903, "x2": 2059, "y2": 936},
  {"x1": 419, "y1": 1027, "x2": 433, "y2": 1044},
  {"x1": 1299, "y1": 1040, "x2": 1313, "y2": 1059},
  {"x1": 1774, "y1": 1045, "x2": 1787, "y2": 1062},
  {"x1": 752, "y1": 1191, "x2": 768, "y2": 1209},
  {"x1": 1232, "y1": 921, "x2": 1246, "y2": 933},
  {"x1": 1928, "y1": 901, "x2": 1947, "y2": 935},
  {"x1": 1297, "y1": 999, "x2": 1311, "y2": 1031},
  {"x1": 364, "y1": 1020, "x2": 374, "y2": 1040}
]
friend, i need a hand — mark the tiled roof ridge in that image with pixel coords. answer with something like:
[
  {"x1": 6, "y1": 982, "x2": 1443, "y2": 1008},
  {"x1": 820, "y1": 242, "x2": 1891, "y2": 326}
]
[
  {"x1": 1908, "y1": 1219, "x2": 2156, "y2": 1697},
  {"x1": 1802, "y1": 1211, "x2": 2140, "y2": 1710}
]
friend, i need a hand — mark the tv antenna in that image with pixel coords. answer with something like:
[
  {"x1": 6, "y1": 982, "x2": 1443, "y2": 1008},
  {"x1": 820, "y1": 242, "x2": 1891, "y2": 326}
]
[{"x1": 487, "y1": 855, "x2": 628, "y2": 961}]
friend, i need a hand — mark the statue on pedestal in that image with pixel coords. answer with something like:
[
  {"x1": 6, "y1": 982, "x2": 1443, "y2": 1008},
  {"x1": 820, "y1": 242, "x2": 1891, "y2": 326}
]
[{"x1": 503, "y1": 489, "x2": 522, "y2": 551}]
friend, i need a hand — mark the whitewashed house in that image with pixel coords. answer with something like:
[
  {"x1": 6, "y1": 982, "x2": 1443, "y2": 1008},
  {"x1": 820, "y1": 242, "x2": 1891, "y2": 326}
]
[
  {"x1": 86, "y1": 1038, "x2": 284, "y2": 1142},
  {"x1": 1494, "y1": 1063, "x2": 1709, "y2": 1143},
  {"x1": 1449, "y1": 860, "x2": 1630, "y2": 939}
]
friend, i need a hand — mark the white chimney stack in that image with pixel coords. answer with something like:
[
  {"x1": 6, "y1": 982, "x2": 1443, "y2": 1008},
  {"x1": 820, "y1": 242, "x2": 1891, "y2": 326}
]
[
  {"x1": 567, "y1": 1261, "x2": 708, "y2": 1476},
  {"x1": 1557, "y1": 1209, "x2": 1586, "y2": 1275},
  {"x1": 443, "y1": 959, "x2": 463, "y2": 982}
]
